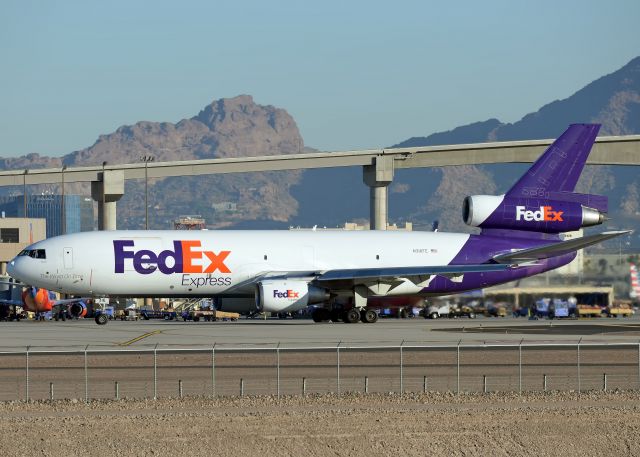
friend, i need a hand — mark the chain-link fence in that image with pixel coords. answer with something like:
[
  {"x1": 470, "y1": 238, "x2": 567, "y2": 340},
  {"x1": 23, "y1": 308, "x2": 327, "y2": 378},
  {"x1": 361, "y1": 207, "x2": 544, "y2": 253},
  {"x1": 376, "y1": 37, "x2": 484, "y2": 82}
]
[{"x1": 1, "y1": 341, "x2": 639, "y2": 401}]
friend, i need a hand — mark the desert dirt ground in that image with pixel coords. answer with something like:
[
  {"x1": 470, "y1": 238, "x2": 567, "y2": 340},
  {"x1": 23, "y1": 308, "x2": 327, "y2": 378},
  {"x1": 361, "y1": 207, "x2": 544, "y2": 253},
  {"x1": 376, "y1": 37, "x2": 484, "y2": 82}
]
[{"x1": 0, "y1": 391, "x2": 639, "y2": 457}]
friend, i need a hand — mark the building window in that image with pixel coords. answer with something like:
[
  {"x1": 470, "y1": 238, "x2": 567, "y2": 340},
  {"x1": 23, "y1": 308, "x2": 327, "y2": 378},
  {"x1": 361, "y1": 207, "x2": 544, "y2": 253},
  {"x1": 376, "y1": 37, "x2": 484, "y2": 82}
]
[{"x1": 0, "y1": 228, "x2": 19, "y2": 243}]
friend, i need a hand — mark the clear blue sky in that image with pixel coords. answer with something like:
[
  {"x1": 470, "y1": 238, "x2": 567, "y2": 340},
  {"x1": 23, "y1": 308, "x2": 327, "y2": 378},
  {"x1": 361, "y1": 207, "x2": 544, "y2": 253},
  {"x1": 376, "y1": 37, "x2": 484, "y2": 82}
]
[{"x1": 1, "y1": 0, "x2": 638, "y2": 157}]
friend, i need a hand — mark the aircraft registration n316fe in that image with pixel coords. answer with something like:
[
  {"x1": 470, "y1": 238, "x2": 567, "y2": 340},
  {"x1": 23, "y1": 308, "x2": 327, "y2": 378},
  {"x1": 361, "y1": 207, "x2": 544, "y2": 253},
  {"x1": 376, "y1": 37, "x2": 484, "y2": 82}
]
[{"x1": 7, "y1": 124, "x2": 629, "y2": 324}]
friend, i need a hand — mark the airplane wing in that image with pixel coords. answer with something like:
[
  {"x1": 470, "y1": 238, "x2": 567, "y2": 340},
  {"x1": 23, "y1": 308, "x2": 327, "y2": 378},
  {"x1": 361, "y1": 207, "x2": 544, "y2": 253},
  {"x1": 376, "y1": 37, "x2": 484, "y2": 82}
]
[
  {"x1": 493, "y1": 230, "x2": 630, "y2": 264},
  {"x1": 315, "y1": 263, "x2": 513, "y2": 284}
]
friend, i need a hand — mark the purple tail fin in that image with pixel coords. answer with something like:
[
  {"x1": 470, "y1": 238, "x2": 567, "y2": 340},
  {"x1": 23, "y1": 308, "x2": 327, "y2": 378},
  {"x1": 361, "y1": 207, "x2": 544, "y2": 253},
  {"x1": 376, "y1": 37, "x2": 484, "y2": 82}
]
[{"x1": 506, "y1": 124, "x2": 600, "y2": 198}]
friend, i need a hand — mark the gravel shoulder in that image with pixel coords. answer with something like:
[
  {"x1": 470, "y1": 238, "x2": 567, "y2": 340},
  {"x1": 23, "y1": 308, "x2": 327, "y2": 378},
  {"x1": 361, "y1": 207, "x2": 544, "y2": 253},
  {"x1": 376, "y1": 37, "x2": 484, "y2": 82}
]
[{"x1": 0, "y1": 391, "x2": 639, "y2": 457}]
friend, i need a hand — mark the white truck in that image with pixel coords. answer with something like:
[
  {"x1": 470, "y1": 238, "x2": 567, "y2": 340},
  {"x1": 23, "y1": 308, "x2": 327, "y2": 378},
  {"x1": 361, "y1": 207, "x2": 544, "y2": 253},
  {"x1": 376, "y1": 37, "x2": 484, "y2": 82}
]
[{"x1": 424, "y1": 303, "x2": 450, "y2": 319}]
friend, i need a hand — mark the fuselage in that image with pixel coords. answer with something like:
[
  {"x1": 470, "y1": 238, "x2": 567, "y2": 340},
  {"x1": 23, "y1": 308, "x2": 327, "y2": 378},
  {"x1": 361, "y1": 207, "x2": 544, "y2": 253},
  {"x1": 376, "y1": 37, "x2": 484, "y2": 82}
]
[{"x1": 7, "y1": 229, "x2": 574, "y2": 299}]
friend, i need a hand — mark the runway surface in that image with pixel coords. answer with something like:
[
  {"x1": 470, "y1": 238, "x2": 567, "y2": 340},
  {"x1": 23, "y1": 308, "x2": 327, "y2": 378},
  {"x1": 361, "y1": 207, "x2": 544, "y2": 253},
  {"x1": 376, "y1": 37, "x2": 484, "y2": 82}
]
[{"x1": 0, "y1": 315, "x2": 639, "y2": 350}]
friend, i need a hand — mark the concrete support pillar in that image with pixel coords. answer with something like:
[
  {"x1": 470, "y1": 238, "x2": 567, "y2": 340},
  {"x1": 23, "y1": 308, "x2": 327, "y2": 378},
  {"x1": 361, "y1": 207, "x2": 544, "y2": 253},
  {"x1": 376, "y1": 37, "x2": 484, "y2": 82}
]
[
  {"x1": 91, "y1": 170, "x2": 124, "y2": 231},
  {"x1": 363, "y1": 156, "x2": 394, "y2": 230},
  {"x1": 369, "y1": 186, "x2": 388, "y2": 231}
]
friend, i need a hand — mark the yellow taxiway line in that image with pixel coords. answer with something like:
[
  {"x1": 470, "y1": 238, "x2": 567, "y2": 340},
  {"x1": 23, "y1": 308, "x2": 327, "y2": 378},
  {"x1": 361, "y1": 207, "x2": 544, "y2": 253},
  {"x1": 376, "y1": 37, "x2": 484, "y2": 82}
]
[{"x1": 118, "y1": 330, "x2": 162, "y2": 346}]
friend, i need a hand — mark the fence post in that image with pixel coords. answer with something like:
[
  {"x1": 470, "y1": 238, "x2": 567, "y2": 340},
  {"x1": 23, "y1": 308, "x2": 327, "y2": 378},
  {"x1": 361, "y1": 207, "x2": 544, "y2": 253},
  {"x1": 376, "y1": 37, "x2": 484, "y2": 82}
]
[
  {"x1": 211, "y1": 343, "x2": 216, "y2": 398},
  {"x1": 577, "y1": 338, "x2": 581, "y2": 394},
  {"x1": 400, "y1": 340, "x2": 404, "y2": 395},
  {"x1": 115, "y1": 381, "x2": 119, "y2": 400},
  {"x1": 84, "y1": 344, "x2": 89, "y2": 403},
  {"x1": 603, "y1": 373, "x2": 607, "y2": 392},
  {"x1": 153, "y1": 343, "x2": 158, "y2": 400},
  {"x1": 483, "y1": 375, "x2": 487, "y2": 394},
  {"x1": 276, "y1": 342, "x2": 281, "y2": 398},
  {"x1": 365, "y1": 376, "x2": 369, "y2": 394},
  {"x1": 25, "y1": 345, "x2": 29, "y2": 402},
  {"x1": 518, "y1": 339, "x2": 523, "y2": 394},
  {"x1": 302, "y1": 377, "x2": 306, "y2": 396},
  {"x1": 423, "y1": 376, "x2": 427, "y2": 393},
  {"x1": 240, "y1": 378, "x2": 244, "y2": 396},
  {"x1": 543, "y1": 374, "x2": 547, "y2": 392},
  {"x1": 179, "y1": 379, "x2": 183, "y2": 398},
  {"x1": 49, "y1": 382, "x2": 54, "y2": 401},
  {"x1": 336, "y1": 341, "x2": 341, "y2": 395},
  {"x1": 456, "y1": 340, "x2": 461, "y2": 395}
]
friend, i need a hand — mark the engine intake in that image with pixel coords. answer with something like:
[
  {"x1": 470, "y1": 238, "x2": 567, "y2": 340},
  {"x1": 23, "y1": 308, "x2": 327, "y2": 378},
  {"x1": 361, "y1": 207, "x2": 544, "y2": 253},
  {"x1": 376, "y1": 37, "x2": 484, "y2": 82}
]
[
  {"x1": 69, "y1": 301, "x2": 87, "y2": 318},
  {"x1": 463, "y1": 195, "x2": 606, "y2": 233},
  {"x1": 256, "y1": 280, "x2": 329, "y2": 313}
]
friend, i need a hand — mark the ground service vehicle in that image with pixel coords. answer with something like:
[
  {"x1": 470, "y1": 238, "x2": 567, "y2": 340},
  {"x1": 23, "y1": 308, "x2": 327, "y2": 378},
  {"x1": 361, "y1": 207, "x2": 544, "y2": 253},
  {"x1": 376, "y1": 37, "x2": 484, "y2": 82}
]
[
  {"x1": 140, "y1": 310, "x2": 177, "y2": 320},
  {"x1": 182, "y1": 309, "x2": 239, "y2": 321},
  {"x1": 424, "y1": 303, "x2": 450, "y2": 319},
  {"x1": 448, "y1": 304, "x2": 476, "y2": 319}
]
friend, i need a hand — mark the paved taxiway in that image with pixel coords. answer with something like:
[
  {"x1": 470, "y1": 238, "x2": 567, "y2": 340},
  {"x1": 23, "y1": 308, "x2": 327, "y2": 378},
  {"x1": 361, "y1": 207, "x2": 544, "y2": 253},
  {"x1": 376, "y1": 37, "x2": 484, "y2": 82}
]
[{"x1": 0, "y1": 316, "x2": 639, "y2": 350}]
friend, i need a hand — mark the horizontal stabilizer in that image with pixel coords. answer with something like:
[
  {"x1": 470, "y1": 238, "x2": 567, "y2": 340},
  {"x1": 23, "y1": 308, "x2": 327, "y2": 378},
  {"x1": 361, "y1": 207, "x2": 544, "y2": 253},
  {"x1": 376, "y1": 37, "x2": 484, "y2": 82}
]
[
  {"x1": 316, "y1": 264, "x2": 512, "y2": 284},
  {"x1": 493, "y1": 230, "x2": 631, "y2": 264},
  {"x1": 546, "y1": 191, "x2": 608, "y2": 213}
]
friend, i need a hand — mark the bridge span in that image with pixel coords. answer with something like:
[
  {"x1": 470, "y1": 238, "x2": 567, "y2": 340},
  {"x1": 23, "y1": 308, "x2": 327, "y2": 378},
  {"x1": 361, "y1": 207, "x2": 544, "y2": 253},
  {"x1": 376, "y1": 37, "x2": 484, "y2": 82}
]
[{"x1": 2, "y1": 134, "x2": 639, "y2": 230}]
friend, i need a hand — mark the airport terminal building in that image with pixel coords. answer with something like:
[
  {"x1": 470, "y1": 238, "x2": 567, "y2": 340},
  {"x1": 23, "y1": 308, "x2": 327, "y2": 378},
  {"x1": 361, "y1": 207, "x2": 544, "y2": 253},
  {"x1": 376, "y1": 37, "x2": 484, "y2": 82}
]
[{"x1": 0, "y1": 195, "x2": 93, "y2": 238}]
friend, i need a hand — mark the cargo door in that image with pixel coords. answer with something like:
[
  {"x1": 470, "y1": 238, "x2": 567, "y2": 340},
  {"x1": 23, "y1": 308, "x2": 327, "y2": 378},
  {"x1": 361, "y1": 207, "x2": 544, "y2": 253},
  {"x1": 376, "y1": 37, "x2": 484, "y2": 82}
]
[{"x1": 63, "y1": 247, "x2": 73, "y2": 269}]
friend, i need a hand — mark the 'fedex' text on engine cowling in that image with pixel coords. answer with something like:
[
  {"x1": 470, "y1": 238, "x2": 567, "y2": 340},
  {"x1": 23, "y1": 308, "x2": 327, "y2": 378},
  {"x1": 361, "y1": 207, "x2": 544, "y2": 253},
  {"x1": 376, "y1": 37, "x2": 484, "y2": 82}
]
[{"x1": 515, "y1": 206, "x2": 564, "y2": 222}]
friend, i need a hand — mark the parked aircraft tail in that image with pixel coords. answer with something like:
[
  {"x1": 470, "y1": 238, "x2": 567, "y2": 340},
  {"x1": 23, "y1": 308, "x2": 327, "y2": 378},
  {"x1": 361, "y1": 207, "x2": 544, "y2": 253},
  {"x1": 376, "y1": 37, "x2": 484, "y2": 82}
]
[{"x1": 630, "y1": 264, "x2": 640, "y2": 299}]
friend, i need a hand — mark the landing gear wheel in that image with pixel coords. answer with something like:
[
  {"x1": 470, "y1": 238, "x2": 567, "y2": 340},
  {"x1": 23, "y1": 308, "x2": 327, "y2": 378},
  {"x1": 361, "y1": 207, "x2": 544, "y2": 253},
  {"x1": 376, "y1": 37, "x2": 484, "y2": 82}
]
[
  {"x1": 95, "y1": 313, "x2": 108, "y2": 325},
  {"x1": 345, "y1": 308, "x2": 361, "y2": 324},
  {"x1": 362, "y1": 309, "x2": 378, "y2": 324}
]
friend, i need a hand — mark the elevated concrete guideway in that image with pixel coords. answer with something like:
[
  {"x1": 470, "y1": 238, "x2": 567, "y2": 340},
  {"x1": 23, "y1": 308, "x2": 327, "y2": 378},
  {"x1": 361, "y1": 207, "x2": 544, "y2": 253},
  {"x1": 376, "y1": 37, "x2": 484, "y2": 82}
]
[{"x1": 2, "y1": 134, "x2": 640, "y2": 230}]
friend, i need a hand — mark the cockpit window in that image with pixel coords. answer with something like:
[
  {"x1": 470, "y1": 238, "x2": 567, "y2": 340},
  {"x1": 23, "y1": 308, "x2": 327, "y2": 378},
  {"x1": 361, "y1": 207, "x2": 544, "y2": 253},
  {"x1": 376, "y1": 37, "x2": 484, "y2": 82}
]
[{"x1": 18, "y1": 249, "x2": 46, "y2": 259}]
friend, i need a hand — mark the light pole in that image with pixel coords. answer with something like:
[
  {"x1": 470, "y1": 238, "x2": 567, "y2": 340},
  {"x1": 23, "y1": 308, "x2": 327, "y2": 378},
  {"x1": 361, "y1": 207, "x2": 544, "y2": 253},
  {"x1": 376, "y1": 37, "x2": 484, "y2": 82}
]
[
  {"x1": 100, "y1": 161, "x2": 107, "y2": 230},
  {"x1": 140, "y1": 155, "x2": 154, "y2": 230},
  {"x1": 61, "y1": 165, "x2": 67, "y2": 235}
]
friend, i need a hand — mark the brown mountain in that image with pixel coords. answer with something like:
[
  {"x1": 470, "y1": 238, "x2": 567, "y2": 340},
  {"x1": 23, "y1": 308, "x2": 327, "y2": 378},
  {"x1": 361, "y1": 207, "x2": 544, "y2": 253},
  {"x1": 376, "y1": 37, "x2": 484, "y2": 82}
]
[
  {"x1": 380, "y1": 56, "x2": 640, "y2": 232},
  {"x1": 1, "y1": 58, "x2": 639, "y2": 233},
  {"x1": 1, "y1": 95, "x2": 304, "y2": 228}
]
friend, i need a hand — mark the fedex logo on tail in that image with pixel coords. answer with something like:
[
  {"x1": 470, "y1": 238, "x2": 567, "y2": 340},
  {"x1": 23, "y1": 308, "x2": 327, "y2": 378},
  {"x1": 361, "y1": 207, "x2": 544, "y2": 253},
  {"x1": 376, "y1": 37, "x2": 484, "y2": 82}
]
[
  {"x1": 114, "y1": 240, "x2": 231, "y2": 275},
  {"x1": 273, "y1": 289, "x2": 300, "y2": 299},
  {"x1": 515, "y1": 206, "x2": 564, "y2": 222}
]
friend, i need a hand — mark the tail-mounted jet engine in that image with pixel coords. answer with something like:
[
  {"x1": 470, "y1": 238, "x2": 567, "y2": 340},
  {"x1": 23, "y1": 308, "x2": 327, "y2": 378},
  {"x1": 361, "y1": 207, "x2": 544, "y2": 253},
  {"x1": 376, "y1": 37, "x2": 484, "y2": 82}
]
[
  {"x1": 463, "y1": 195, "x2": 607, "y2": 233},
  {"x1": 256, "y1": 280, "x2": 329, "y2": 313}
]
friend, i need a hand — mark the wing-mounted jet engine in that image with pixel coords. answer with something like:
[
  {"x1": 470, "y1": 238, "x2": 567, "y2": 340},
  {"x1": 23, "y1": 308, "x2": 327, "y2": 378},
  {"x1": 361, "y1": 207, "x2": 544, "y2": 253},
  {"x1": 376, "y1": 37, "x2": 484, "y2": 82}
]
[{"x1": 255, "y1": 280, "x2": 330, "y2": 313}]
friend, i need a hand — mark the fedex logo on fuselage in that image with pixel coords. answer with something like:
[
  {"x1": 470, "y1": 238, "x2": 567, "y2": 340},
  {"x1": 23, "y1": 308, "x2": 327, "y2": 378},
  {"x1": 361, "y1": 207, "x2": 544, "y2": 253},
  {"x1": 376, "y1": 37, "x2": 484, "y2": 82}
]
[
  {"x1": 515, "y1": 206, "x2": 564, "y2": 222},
  {"x1": 273, "y1": 290, "x2": 300, "y2": 299},
  {"x1": 114, "y1": 240, "x2": 231, "y2": 275}
]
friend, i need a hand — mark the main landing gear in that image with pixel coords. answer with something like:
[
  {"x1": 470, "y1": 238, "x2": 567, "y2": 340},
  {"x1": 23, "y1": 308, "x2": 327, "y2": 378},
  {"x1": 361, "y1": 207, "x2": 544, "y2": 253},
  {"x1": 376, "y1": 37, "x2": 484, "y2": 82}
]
[{"x1": 311, "y1": 307, "x2": 378, "y2": 324}]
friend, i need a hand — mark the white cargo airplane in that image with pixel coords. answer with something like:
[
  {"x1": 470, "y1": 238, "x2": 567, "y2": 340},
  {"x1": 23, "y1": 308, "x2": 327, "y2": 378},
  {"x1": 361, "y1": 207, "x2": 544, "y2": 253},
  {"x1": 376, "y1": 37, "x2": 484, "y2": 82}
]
[{"x1": 7, "y1": 125, "x2": 628, "y2": 324}]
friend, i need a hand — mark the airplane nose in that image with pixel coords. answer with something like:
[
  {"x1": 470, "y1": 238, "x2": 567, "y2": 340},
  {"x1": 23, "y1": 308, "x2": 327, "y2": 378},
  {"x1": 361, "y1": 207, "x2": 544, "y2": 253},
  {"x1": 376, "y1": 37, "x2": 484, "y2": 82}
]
[{"x1": 7, "y1": 259, "x2": 21, "y2": 281}]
